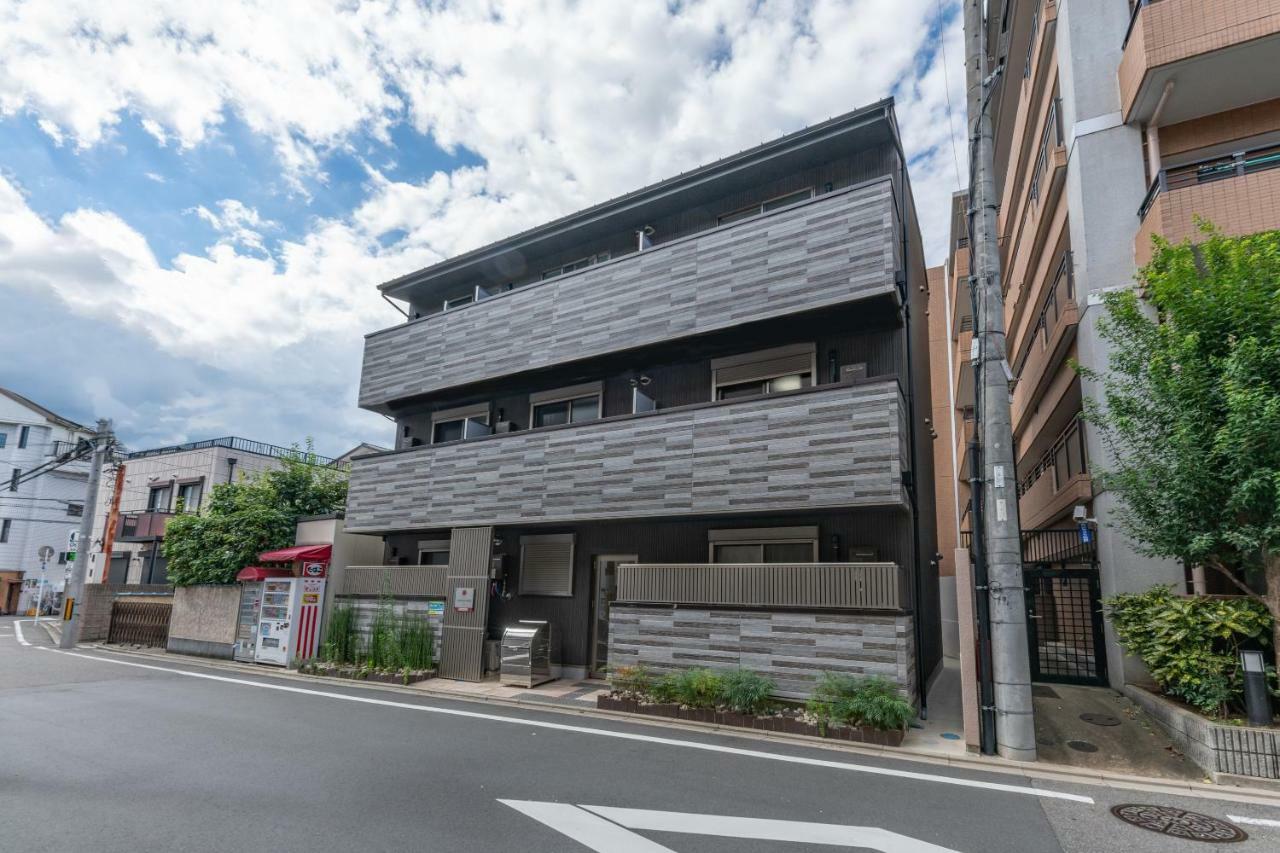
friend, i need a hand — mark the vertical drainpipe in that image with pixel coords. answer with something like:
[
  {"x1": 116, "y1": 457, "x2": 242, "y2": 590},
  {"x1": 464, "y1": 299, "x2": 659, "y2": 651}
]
[{"x1": 892, "y1": 122, "x2": 929, "y2": 720}]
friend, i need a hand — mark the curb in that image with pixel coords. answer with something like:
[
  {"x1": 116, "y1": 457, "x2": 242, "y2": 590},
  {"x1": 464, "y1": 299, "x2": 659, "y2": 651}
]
[{"x1": 79, "y1": 642, "x2": 1280, "y2": 807}]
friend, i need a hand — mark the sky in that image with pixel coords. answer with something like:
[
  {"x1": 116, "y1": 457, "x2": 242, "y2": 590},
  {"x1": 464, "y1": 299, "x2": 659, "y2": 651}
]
[{"x1": 0, "y1": 0, "x2": 967, "y2": 458}]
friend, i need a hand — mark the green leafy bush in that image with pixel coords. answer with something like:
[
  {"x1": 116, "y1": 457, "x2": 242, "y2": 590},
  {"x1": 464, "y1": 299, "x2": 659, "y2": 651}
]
[
  {"x1": 608, "y1": 664, "x2": 654, "y2": 698},
  {"x1": 649, "y1": 672, "x2": 682, "y2": 704},
  {"x1": 671, "y1": 668, "x2": 723, "y2": 708},
  {"x1": 718, "y1": 668, "x2": 775, "y2": 714},
  {"x1": 321, "y1": 603, "x2": 360, "y2": 664},
  {"x1": 1106, "y1": 585, "x2": 1272, "y2": 716},
  {"x1": 395, "y1": 613, "x2": 436, "y2": 670},
  {"x1": 806, "y1": 673, "x2": 913, "y2": 731}
]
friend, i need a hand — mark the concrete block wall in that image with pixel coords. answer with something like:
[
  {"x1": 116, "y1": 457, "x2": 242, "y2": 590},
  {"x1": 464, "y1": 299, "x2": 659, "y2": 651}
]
[
  {"x1": 608, "y1": 605, "x2": 915, "y2": 701},
  {"x1": 167, "y1": 584, "x2": 240, "y2": 659}
]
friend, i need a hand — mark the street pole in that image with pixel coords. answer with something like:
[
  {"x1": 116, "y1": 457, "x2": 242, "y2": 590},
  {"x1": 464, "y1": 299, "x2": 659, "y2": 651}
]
[
  {"x1": 60, "y1": 418, "x2": 113, "y2": 650},
  {"x1": 34, "y1": 558, "x2": 48, "y2": 625},
  {"x1": 964, "y1": 0, "x2": 1036, "y2": 760}
]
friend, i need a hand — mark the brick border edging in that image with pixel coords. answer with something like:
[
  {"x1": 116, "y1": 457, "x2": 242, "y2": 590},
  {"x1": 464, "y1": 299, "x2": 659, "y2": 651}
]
[{"x1": 1122, "y1": 683, "x2": 1280, "y2": 782}]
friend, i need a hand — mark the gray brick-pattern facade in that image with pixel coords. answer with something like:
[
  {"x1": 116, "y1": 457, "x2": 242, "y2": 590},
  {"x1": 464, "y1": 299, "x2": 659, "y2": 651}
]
[
  {"x1": 359, "y1": 180, "x2": 899, "y2": 409},
  {"x1": 345, "y1": 380, "x2": 908, "y2": 532},
  {"x1": 608, "y1": 604, "x2": 915, "y2": 700}
]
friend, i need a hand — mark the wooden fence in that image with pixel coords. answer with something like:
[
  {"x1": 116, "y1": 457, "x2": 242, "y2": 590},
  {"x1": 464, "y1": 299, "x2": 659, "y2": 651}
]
[{"x1": 107, "y1": 598, "x2": 172, "y2": 647}]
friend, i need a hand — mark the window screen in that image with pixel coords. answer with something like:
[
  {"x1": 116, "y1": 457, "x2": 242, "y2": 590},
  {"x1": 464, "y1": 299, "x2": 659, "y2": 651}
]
[{"x1": 519, "y1": 534, "x2": 575, "y2": 596}]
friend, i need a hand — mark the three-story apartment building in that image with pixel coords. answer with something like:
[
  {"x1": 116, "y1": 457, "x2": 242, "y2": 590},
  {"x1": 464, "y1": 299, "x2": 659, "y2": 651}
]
[
  {"x1": 937, "y1": 0, "x2": 1280, "y2": 692},
  {"x1": 344, "y1": 100, "x2": 941, "y2": 700}
]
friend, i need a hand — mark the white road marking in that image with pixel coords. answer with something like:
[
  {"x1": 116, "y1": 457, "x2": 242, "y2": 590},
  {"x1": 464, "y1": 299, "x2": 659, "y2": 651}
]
[
  {"x1": 501, "y1": 801, "x2": 675, "y2": 852},
  {"x1": 580, "y1": 804, "x2": 961, "y2": 851},
  {"x1": 13, "y1": 621, "x2": 30, "y2": 646},
  {"x1": 1228, "y1": 815, "x2": 1280, "y2": 828},
  {"x1": 39, "y1": 647, "x2": 1094, "y2": 804}
]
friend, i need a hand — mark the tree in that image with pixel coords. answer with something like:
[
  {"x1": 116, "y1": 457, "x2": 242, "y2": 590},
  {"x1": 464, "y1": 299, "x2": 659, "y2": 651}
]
[
  {"x1": 1082, "y1": 225, "x2": 1280, "y2": 652},
  {"x1": 163, "y1": 445, "x2": 348, "y2": 586}
]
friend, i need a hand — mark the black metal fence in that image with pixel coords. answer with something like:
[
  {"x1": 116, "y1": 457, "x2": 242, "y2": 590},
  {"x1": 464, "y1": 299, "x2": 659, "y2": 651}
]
[{"x1": 960, "y1": 528, "x2": 1097, "y2": 564}]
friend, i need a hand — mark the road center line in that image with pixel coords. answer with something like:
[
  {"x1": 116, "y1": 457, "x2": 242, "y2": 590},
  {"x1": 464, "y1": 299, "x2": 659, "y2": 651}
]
[{"x1": 41, "y1": 647, "x2": 1093, "y2": 804}]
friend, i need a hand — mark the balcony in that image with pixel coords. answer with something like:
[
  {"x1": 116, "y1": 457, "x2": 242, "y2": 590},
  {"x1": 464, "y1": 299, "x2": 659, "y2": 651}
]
[
  {"x1": 346, "y1": 379, "x2": 909, "y2": 533},
  {"x1": 359, "y1": 180, "x2": 900, "y2": 411},
  {"x1": 1137, "y1": 143, "x2": 1280, "y2": 262},
  {"x1": 1121, "y1": 0, "x2": 1280, "y2": 125},
  {"x1": 1017, "y1": 418, "x2": 1091, "y2": 530},
  {"x1": 1011, "y1": 254, "x2": 1077, "y2": 429},
  {"x1": 616, "y1": 561, "x2": 907, "y2": 612},
  {"x1": 116, "y1": 511, "x2": 175, "y2": 542},
  {"x1": 338, "y1": 565, "x2": 448, "y2": 597}
]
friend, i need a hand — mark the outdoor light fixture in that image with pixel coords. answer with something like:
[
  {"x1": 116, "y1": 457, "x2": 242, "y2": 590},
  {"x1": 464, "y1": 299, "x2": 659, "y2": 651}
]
[{"x1": 1240, "y1": 649, "x2": 1272, "y2": 727}]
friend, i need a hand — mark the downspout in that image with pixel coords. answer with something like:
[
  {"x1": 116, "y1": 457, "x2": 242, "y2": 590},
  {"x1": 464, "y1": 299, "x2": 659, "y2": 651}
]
[
  {"x1": 226, "y1": 457, "x2": 238, "y2": 484},
  {"x1": 891, "y1": 125, "x2": 930, "y2": 720}
]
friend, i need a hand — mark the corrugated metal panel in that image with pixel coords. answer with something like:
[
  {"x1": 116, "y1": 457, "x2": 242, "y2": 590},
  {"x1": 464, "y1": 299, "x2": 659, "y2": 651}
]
[
  {"x1": 439, "y1": 526, "x2": 492, "y2": 680},
  {"x1": 340, "y1": 566, "x2": 448, "y2": 597},
  {"x1": 615, "y1": 562, "x2": 905, "y2": 611}
]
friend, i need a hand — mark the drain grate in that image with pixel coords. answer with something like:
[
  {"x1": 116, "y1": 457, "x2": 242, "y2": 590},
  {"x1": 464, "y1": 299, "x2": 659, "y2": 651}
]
[
  {"x1": 1110, "y1": 805, "x2": 1247, "y2": 843},
  {"x1": 1066, "y1": 740, "x2": 1098, "y2": 753},
  {"x1": 1080, "y1": 712, "x2": 1122, "y2": 727}
]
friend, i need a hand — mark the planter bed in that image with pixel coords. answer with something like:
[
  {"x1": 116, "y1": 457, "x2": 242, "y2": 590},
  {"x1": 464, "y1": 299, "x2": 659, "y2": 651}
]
[
  {"x1": 597, "y1": 694, "x2": 905, "y2": 747},
  {"x1": 297, "y1": 662, "x2": 436, "y2": 685}
]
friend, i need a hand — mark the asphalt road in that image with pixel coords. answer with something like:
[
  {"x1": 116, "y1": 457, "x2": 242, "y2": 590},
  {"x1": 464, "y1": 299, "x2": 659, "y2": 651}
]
[{"x1": 2, "y1": 614, "x2": 1278, "y2": 853}]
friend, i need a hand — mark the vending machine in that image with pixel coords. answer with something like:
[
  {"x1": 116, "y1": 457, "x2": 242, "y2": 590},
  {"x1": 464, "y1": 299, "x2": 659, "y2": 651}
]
[{"x1": 254, "y1": 577, "x2": 326, "y2": 666}]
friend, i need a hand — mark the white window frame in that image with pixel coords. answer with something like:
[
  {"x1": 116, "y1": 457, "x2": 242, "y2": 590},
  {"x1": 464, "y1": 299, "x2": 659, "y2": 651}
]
[
  {"x1": 707, "y1": 526, "x2": 819, "y2": 563},
  {"x1": 528, "y1": 382, "x2": 603, "y2": 430},
  {"x1": 716, "y1": 186, "x2": 815, "y2": 225},
  {"x1": 710, "y1": 343, "x2": 817, "y2": 401},
  {"x1": 519, "y1": 533, "x2": 576, "y2": 597},
  {"x1": 430, "y1": 403, "x2": 491, "y2": 445}
]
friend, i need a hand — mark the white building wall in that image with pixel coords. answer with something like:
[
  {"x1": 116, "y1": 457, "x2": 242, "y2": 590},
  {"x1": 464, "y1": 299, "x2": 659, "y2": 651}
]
[{"x1": 0, "y1": 394, "x2": 93, "y2": 609}]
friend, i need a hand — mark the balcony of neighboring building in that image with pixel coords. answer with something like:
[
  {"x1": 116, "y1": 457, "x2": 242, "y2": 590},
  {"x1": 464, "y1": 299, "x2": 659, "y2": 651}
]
[
  {"x1": 1136, "y1": 141, "x2": 1280, "y2": 264},
  {"x1": 358, "y1": 179, "x2": 902, "y2": 412},
  {"x1": 1017, "y1": 416, "x2": 1091, "y2": 531},
  {"x1": 345, "y1": 378, "x2": 910, "y2": 534},
  {"x1": 115, "y1": 511, "x2": 175, "y2": 543},
  {"x1": 999, "y1": 95, "x2": 1067, "y2": 307},
  {"x1": 1121, "y1": 0, "x2": 1280, "y2": 125}
]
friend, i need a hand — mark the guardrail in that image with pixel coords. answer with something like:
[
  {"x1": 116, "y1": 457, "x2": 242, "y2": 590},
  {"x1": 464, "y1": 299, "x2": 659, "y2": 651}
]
[
  {"x1": 1140, "y1": 143, "x2": 1280, "y2": 220},
  {"x1": 616, "y1": 562, "x2": 905, "y2": 611},
  {"x1": 340, "y1": 565, "x2": 449, "y2": 597}
]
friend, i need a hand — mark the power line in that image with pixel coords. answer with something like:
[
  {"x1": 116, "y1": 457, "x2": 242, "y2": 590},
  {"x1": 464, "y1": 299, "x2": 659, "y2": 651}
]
[{"x1": 938, "y1": 0, "x2": 964, "y2": 191}]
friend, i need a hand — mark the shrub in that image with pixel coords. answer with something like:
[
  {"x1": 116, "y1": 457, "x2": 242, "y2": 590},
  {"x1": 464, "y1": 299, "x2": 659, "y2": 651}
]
[
  {"x1": 365, "y1": 600, "x2": 399, "y2": 670},
  {"x1": 718, "y1": 669, "x2": 775, "y2": 714},
  {"x1": 1106, "y1": 585, "x2": 1272, "y2": 716},
  {"x1": 649, "y1": 672, "x2": 682, "y2": 704},
  {"x1": 671, "y1": 668, "x2": 723, "y2": 708},
  {"x1": 609, "y1": 664, "x2": 654, "y2": 698},
  {"x1": 806, "y1": 672, "x2": 913, "y2": 731},
  {"x1": 321, "y1": 603, "x2": 360, "y2": 664},
  {"x1": 395, "y1": 614, "x2": 436, "y2": 670}
]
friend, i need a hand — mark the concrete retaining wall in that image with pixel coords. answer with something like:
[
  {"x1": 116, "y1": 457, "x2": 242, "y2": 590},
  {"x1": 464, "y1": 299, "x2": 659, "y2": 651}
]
[
  {"x1": 80, "y1": 584, "x2": 172, "y2": 642},
  {"x1": 608, "y1": 604, "x2": 915, "y2": 700},
  {"x1": 167, "y1": 584, "x2": 240, "y2": 660},
  {"x1": 1123, "y1": 684, "x2": 1280, "y2": 782}
]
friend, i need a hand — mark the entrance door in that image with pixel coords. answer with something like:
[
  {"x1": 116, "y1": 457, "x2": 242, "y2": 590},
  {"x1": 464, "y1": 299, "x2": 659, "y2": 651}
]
[
  {"x1": 590, "y1": 554, "x2": 637, "y2": 679},
  {"x1": 1024, "y1": 565, "x2": 1108, "y2": 686}
]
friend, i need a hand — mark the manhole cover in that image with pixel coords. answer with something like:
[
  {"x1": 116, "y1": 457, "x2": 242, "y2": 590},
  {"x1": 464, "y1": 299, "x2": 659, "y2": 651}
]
[
  {"x1": 1080, "y1": 712, "x2": 1122, "y2": 727},
  {"x1": 1066, "y1": 740, "x2": 1098, "y2": 753},
  {"x1": 1110, "y1": 805, "x2": 1247, "y2": 843}
]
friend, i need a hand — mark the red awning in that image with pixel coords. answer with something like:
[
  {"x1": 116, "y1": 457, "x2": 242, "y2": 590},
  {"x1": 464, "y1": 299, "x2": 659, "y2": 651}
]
[
  {"x1": 257, "y1": 544, "x2": 332, "y2": 562},
  {"x1": 236, "y1": 566, "x2": 294, "y2": 582}
]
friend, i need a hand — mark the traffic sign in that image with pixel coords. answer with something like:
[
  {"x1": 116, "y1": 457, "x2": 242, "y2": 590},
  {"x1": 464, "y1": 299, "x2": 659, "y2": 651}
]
[{"x1": 38, "y1": 545, "x2": 55, "y2": 562}]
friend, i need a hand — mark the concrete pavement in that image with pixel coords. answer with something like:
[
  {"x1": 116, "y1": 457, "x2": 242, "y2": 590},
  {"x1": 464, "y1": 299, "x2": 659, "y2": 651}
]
[{"x1": 3, "y1": 614, "x2": 1279, "y2": 852}]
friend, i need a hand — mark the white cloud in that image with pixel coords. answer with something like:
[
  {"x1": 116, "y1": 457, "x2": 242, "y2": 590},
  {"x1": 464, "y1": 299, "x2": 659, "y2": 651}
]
[{"x1": 0, "y1": 0, "x2": 966, "y2": 451}]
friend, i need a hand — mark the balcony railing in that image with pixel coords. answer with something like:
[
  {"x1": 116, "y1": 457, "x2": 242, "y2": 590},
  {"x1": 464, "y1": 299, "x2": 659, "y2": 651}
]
[
  {"x1": 616, "y1": 562, "x2": 906, "y2": 611},
  {"x1": 339, "y1": 565, "x2": 449, "y2": 598},
  {"x1": 1018, "y1": 417, "x2": 1089, "y2": 504},
  {"x1": 346, "y1": 379, "x2": 909, "y2": 532},
  {"x1": 1015, "y1": 252, "x2": 1074, "y2": 376},
  {"x1": 1029, "y1": 98, "x2": 1063, "y2": 204},
  {"x1": 1139, "y1": 143, "x2": 1280, "y2": 220},
  {"x1": 116, "y1": 511, "x2": 175, "y2": 542},
  {"x1": 359, "y1": 180, "x2": 900, "y2": 410},
  {"x1": 124, "y1": 436, "x2": 334, "y2": 465}
]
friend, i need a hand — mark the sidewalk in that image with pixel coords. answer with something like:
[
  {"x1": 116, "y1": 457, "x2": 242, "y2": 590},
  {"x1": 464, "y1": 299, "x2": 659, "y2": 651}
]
[{"x1": 78, "y1": 640, "x2": 1280, "y2": 806}]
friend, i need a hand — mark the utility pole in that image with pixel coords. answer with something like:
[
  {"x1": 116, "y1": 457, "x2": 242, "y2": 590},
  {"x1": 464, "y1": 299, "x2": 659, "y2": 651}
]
[
  {"x1": 964, "y1": 0, "x2": 1036, "y2": 760},
  {"x1": 60, "y1": 418, "x2": 113, "y2": 650}
]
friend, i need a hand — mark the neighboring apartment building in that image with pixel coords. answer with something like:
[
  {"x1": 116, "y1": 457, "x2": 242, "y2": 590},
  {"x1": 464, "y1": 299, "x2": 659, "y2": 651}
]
[
  {"x1": 937, "y1": 0, "x2": 1280, "y2": 690},
  {"x1": 0, "y1": 388, "x2": 94, "y2": 614},
  {"x1": 86, "y1": 437, "x2": 333, "y2": 585},
  {"x1": 343, "y1": 99, "x2": 942, "y2": 698}
]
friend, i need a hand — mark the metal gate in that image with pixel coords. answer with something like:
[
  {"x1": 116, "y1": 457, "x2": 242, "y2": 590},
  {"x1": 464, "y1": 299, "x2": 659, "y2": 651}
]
[
  {"x1": 107, "y1": 598, "x2": 172, "y2": 647},
  {"x1": 1021, "y1": 530, "x2": 1107, "y2": 686}
]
